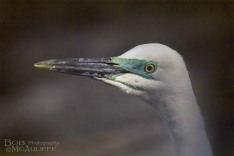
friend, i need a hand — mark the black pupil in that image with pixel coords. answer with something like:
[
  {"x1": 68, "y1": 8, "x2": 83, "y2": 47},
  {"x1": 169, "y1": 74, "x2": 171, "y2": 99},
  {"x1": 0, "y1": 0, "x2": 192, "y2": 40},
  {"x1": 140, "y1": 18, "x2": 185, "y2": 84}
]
[{"x1": 146, "y1": 65, "x2": 153, "y2": 72}]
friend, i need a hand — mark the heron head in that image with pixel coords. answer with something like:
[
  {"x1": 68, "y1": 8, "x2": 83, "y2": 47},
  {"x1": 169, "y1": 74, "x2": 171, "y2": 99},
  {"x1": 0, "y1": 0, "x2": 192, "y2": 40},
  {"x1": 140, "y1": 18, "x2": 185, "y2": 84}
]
[{"x1": 35, "y1": 44, "x2": 187, "y2": 98}]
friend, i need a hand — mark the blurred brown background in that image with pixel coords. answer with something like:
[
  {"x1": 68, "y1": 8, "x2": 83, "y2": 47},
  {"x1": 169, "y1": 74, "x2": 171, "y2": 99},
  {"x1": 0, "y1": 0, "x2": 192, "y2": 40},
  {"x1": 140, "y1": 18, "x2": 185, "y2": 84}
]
[{"x1": 0, "y1": 1, "x2": 233, "y2": 156}]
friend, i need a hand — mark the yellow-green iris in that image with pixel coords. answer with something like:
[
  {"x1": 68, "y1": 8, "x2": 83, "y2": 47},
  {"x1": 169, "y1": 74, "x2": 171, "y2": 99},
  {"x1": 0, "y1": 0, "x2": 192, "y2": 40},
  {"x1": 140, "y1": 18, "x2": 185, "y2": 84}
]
[{"x1": 144, "y1": 64, "x2": 156, "y2": 73}]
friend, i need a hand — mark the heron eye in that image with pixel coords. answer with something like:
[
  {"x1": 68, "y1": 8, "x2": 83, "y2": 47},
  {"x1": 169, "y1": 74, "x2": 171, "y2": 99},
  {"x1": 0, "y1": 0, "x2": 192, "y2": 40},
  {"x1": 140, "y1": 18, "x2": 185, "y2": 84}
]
[{"x1": 144, "y1": 64, "x2": 156, "y2": 73}]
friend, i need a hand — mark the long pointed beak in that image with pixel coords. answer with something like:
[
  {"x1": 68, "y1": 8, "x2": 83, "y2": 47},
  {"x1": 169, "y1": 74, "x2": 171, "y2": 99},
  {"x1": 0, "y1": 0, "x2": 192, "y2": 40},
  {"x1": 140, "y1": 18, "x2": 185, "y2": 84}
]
[{"x1": 34, "y1": 58, "x2": 128, "y2": 78}]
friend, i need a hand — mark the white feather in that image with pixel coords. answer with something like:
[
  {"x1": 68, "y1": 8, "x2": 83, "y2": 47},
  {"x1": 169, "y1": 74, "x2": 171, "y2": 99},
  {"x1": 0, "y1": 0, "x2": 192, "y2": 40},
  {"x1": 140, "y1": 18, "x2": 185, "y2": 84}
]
[{"x1": 99, "y1": 44, "x2": 213, "y2": 156}]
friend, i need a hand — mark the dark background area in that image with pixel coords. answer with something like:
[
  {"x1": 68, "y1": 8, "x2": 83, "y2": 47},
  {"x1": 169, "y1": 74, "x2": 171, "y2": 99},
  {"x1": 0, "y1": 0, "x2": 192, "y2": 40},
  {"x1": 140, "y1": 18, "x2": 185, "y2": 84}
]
[{"x1": 0, "y1": 1, "x2": 233, "y2": 156}]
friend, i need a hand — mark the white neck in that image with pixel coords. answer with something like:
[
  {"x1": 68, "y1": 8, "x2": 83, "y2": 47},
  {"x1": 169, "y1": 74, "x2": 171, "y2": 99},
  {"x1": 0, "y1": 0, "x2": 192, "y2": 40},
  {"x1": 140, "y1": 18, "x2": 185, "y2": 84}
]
[{"x1": 144, "y1": 85, "x2": 213, "y2": 156}]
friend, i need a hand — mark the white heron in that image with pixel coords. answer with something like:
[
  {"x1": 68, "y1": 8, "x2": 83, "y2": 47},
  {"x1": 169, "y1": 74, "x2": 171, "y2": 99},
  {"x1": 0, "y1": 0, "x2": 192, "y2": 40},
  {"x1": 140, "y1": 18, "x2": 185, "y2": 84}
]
[{"x1": 35, "y1": 43, "x2": 213, "y2": 156}]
